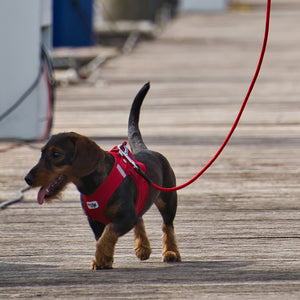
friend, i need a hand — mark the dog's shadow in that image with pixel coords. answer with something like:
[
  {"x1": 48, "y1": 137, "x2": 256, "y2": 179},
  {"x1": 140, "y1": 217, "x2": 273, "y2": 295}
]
[{"x1": 2, "y1": 260, "x2": 299, "y2": 288}]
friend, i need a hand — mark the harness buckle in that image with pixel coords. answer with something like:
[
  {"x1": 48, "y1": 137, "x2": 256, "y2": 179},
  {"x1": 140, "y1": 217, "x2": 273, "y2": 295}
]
[{"x1": 117, "y1": 141, "x2": 139, "y2": 169}]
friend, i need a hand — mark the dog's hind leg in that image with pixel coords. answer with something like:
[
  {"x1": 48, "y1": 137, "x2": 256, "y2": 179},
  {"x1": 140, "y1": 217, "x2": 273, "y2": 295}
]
[
  {"x1": 134, "y1": 218, "x2": 152, "y2": 260},
  {"x1": 161, "y1": 223, "x2": 181, "y2": 262},
  {"x1": 155, "y1": 193, "x2": 181, "y2": 262}
]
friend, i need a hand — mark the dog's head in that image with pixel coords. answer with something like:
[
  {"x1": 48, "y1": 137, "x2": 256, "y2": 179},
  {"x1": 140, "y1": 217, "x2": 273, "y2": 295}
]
[{"x1": 24, "y1": 132, "x2": 104, "y2": 204}]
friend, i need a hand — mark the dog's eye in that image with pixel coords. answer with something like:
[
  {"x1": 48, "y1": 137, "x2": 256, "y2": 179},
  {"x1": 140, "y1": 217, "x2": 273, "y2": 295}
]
[{"x1": 52, "y1": 151, "x2": 62, "y2": 159}]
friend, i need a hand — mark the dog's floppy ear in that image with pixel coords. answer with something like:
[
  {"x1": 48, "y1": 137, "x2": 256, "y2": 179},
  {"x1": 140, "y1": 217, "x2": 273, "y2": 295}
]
[{"x1": 71, "y1": 135, "x2": 104, "y2": 178}]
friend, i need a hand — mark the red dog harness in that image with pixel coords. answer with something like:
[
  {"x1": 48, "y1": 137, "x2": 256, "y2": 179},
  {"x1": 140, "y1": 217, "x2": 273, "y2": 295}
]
[{"x1": 81, "y1": 143, "x2": 148, "y2": 224}]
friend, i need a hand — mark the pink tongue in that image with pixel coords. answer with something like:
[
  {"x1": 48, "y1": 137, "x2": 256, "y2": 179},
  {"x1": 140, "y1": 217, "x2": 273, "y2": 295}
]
[{"x1": 37, "y1": 186, "x2": 48, "y2": 205}]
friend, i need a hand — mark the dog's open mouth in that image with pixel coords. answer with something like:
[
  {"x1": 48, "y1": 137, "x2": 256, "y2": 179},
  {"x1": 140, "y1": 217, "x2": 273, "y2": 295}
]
[{"x1": 37, "y1": 174, "x2": 66, "y2": 205}]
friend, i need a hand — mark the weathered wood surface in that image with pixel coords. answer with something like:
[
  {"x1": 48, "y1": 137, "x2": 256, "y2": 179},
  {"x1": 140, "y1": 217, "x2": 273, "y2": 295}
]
[{"x1": 1, "y1": 1, "x2": 300, "y2": 299}]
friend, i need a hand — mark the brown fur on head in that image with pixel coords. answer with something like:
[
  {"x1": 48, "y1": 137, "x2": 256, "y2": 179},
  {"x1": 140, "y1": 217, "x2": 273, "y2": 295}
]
[{"x1": 24, "y1": 132, "x2": 104, "y2": 204}]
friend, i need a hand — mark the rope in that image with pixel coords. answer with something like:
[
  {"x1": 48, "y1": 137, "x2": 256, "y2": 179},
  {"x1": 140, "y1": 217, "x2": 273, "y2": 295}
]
[
  {"x1": 149, "y1": 0, "x2": 272, "y2": 192},
  {"x1": 0, "y1": 186, "x2": 31, "y2": 210}
]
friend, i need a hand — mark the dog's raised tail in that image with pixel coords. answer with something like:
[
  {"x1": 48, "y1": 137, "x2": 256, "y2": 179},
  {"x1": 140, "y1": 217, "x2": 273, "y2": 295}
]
[{"x1": 128, "y1": 82, "x2": 150, "y2": 152}]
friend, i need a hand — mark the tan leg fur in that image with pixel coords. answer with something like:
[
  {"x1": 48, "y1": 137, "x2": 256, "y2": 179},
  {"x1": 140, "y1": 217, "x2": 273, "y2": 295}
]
[
  {"x1": 162, "y1": 224, "x2": 181, "y2": 262},
  {"x1": 91, "y1": 224, "x2": 119, "y2": 269},
  {"x1": 134, "y1": 218, "x2": 152, "y2": 260}
]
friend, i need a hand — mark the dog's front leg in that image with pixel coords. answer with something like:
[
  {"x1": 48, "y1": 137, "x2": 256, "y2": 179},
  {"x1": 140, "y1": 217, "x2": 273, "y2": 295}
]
[{"x1": 91, "y1": 224, "x2": 119, "y2": 270}]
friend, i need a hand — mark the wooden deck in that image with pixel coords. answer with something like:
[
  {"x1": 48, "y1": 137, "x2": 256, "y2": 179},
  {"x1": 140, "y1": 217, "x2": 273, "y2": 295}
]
[{"x1": 1, "y1": 1, "x2": 300, "y2": 299}]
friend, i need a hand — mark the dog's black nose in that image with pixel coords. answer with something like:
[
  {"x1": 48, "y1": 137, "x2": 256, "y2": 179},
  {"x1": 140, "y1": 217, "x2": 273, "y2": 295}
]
[{"x1": 24, "y1": 173, "x2": 33, "y2": 186}]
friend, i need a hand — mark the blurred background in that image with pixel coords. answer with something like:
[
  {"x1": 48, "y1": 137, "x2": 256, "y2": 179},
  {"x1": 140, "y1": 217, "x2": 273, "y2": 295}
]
[{"x1": 0, "y1": 0, "x2": 234, "y2": 141}]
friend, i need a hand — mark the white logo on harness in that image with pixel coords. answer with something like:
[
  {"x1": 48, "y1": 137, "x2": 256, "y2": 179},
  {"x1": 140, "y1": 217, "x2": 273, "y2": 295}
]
[{"x1": 87, "y1": 201, "x2": 99, "y2": 209}]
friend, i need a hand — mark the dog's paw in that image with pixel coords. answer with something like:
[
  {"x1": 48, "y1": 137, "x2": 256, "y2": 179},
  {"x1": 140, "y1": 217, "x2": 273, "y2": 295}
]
[
  {"x1": 135, "y1": 245, "x2": 152, "y2": 261},
  {"x1": 91, "y1": 258, "x2": 113, "y2": 270},
  {"x1": 162, "y1": 251, "x2": 181, "y2": 263}
]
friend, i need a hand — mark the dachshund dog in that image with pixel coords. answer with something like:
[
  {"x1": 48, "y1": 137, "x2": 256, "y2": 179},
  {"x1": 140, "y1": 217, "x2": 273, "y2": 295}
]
[{"x1": 25, "y1": 83, "x2": 181, "y2": 269}]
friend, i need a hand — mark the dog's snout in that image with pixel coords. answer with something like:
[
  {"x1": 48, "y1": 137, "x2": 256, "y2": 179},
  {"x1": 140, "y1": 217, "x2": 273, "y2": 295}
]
[{"x1": 24, "y1": 172, "x2": 33, "y2": 186}]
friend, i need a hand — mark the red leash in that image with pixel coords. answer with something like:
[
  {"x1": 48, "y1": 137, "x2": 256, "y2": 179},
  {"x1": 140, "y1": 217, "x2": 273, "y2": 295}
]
[{"x1": 150, "y1": 0, "x2": 272, "y2": 192}]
